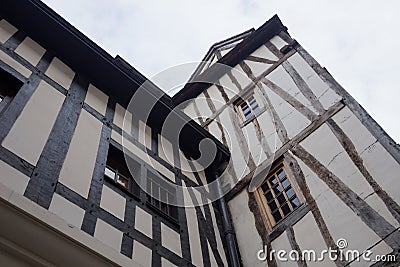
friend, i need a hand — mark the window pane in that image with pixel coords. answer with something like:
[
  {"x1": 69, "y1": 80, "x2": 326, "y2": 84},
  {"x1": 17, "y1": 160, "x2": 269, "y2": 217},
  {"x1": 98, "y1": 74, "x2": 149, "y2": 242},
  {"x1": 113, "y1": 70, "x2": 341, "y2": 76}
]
[
  {"x1": 277, "y1": 169, "x2": 286, "y2": 180},
  {"x1": 281, "y1": 178, "x2": 290, "y2": 189},
  {"x1": 272, "y1": 211, "x2": 282, "y2": 223},
  {"x1": 273, "y1": 185, "x2": 283, "y2": 195},
  {"x1": 268, "y1": 200, "x2": 278, "y2": 212},
  {"x1": 269, "y1": 177, "x2": 278, "y2": 186},
  {"x1": 245, "y1": 112, "x2": 254, "y2": 121},
  {"x1": 291, "y1": 197, "x2": 300, "y2": 208},
  {"x1": 261, "y1": 183, "x2": 269, "y2": 192},
  {"x1": 104, "y1": 167, "x2": 115, "y2": 179},
  {"x1": 286, "y1": 187, "x2": 295, "y2": 199},
  {"x1": 265, "y1": 191, "x2": 273, "y2": 202},
  {"x1": 282, "y1": 204, "x2": 291, "y2": 215},
  {"x1": 277, "y1": 194, "x2": 286, "y2": 205},
  {"x1": 117, "y1": 175, "x2": 129, "y2": 188}
]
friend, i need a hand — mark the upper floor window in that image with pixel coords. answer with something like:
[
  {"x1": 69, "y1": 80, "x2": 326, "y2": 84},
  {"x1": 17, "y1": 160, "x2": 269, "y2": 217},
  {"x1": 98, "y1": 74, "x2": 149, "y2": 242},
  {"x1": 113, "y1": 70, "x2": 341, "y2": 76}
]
[
  {"x1": 104, "y1": 145, "x2": 140, "y2": 198},
  {"x1": 146, "y1": 171, "x2": 178, "y2": 222},
  {"x1": 257, "y1": 160, "x2": 302, "y2": 228},
  {"x1": 0, "y1": 68, "x2": 22, "y2": 116},
  {"x1": 235, "y1": 93, "x2": 260, "y2": 123}
]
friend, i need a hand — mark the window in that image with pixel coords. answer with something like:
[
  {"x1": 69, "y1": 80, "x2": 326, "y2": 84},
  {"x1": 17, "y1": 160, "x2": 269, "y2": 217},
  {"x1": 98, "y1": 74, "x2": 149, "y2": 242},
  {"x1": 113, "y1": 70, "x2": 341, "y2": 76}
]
[
  {"x1": 0, "y1": 68, "x2": 22, "y2": 116},
  {"x1": 235, "y1": 93, "x2": 260, "y2": 123},
  {"x1": 104, "y1": 145, "x2": 140, "y2": 198},
  {"x1": 257, "y1": 161, "x2": 302, "y2": 228},
  {"x1": 146, "y1": 171, "x2": 178, "y2": 221}
]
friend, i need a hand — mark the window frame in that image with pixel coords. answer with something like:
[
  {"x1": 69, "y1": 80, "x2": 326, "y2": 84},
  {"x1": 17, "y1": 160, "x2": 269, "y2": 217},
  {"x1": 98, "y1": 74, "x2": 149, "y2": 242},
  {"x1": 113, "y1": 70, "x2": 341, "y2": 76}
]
[
  {"x1": 234, "y1": 91, "x2": 263, "y2": 125},
  {"x1": 255, "y1": 159, "x2": 304, "y2": 230}
]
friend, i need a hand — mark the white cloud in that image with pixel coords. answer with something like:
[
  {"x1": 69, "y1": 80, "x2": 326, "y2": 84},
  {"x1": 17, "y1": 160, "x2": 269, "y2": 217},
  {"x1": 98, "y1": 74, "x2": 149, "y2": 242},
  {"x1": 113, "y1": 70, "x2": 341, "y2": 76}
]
[{"x1": 42, "y1": 0, "x2": 400, "y2": 141}]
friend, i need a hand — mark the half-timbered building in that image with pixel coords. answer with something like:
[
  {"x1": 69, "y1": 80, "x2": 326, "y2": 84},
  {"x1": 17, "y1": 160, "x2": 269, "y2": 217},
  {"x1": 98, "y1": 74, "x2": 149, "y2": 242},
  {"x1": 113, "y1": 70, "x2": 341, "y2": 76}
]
[{"x1": 0, "y1": 1, "x2": 399, "y2": 266}]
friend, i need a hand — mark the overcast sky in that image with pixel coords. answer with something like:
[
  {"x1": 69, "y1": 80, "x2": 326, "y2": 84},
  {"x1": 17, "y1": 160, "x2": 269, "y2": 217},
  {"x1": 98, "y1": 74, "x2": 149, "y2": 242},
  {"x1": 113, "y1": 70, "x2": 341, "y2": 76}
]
[{"x1": 41, "y1": 0, "x2": 400, "y2": 142}]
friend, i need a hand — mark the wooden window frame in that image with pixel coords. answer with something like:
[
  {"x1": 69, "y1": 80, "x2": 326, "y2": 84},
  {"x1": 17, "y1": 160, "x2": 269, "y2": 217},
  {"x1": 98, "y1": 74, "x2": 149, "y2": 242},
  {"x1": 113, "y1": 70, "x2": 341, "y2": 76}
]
[
  {"x1": 255, "y1": 159, "x2": 304, "y2": 231},
  {"x1": 146, "y1": 170, "x2": 179, "y2": 222},
  {"x1": 234, "y1": 92, "x2": 261, "y2": 124}
]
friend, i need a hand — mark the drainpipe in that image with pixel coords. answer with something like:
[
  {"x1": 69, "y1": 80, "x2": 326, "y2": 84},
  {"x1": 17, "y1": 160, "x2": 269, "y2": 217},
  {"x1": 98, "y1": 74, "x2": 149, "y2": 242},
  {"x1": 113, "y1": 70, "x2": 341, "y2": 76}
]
[{"x1": 211, "y1": 166, "x2": 241, "y2": 267}]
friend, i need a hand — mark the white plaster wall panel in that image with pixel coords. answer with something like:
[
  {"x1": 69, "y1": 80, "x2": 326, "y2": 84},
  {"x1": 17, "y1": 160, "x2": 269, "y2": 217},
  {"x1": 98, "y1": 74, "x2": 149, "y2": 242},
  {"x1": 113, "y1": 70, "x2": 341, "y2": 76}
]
[
  {"x1": 264, "y1": 85, "x2": 311, "y2": 138},
  {"x1": 206, "y1": 85, "x2": 226, "y2": 111},
  {"x1": 208, "y1": 203, "x2": 228, "y2": 266},
  {"x1": 218, "y1": 74, "x2": 239, "y2": 99},
  {"x1": 183, "y1": 192, "x2": 203, "y2": 267},
  {"x1": 161, "y1": 258, "x2": 176, "y2": 267},
  {"x1": 280, "y1": 109, "x2": 310, "y2": 139},
  {"x1": 300, "y1": 124, "x2": 375, "y2": 199},
  {"x1": 208, "y1": 120, "x2": 223, "y2": 144},
  {"x1": 45, "y1": 57, "x2": 75, "y2": 90},
  {"x1": 266, "y1": 66, "x2": 317, "y2": 114},
  {"x1": 228, "y1": 190, "x2": 264, "y2": 267},
  {"x1": 49, "y1": 193, "x2": 85, "y2": 228},
  {"x1": 251, "y1": 44, "x2": 279, "y2": 61},
  {"x1": 256, "y1": 110, "x2": 281, "y2": 153},
  {"x1": 287, "y1": 53, "x2": 341, "y2": 109},
  {"x1": 0, "y1": 160, "x2": 29, "y2": 195},
  {"x1": 349, "y1": 241, "x2": 394, "y2": 267},
  {"x1": 243, "y1": 122, "x2": 267, "y2": 166},
  {"x1": 269, "y1": 35, "x2": 288, "y2": 50},
  {"x1": 360, "y1": 142, "x2": 400, "y2": 204},
  {"x1": 0, "y1": 19, "x2": 17, "y2": 43},
  {"x1": 2, "y1": 80, "x2": 64, "y2": 165},
  {"x1": 208, "y1": 241, "x2": 218, "y2": 267},
  {"x1": 94, "y1": 219, "x2": 123, "y2": 252},
  {"x1": 134, "y1": 206, "x2": 152, "y2": 238},
  {"x1": 138, "y1": 120, "x2": 152, "y2": 149},
  {"x1": 0, "y1": 50, "x2": 31, "y2": 77},
  {"x1": 58, "y1": 110, "x2": 102, "y2": 198},
  {"x1": 194, "y1": 94, "x2": 213, "y2": 119},
  {"x1": 293, "y1": 212, "x2": 336, "y2": 267},
  {"x1": 100, "y1": 186, "x2": 126, "y2": 221},
  {"x1": 14, "y1": 37, "x2": 45, "y2": 67},
  {"x1": 294, "y1": 156, "x2": 393, "y2": 257},
  {"x1": 232, "y1": 64, "x2": 252, "y2": 89},
  {"x1": 85, "y1": 84, "x2": 108, "y2": 116},
  {"x1": 244, "y1": 60, "x2": 272, "y2": 78},
  {"x1": 158, "y1": 134, "x2": 174, "y2": 166},
  {"x1": 182, "y1": 101, "x2": 197, "y2": 120},
  {"x1": 332, "y1": 107, "x2": 377, "y2": 154},
  {"x1": 271, "y1": 232, "x2": 298, "y2": 267},
  {"x1": 113, "y1": 103, "x2": 125, "y2": 130},
  {"x1": 114, "y1": 103, "x2": 132, "y2": 134},
  {"x1": 364, "y1": 193, "x2": 399, "y2": 228},
  {"x1": 132, "y1": 241, "x2": 152, "y2": 267},
  {"x1": 219, "y1": 109, "x2": 250, "y2": 179},
  {"x1": 111, "y1": 130, "x2": 175, "y2": 182},
  {"x1": 161, "y1": 222, "x2": 182, "y2": 257}
]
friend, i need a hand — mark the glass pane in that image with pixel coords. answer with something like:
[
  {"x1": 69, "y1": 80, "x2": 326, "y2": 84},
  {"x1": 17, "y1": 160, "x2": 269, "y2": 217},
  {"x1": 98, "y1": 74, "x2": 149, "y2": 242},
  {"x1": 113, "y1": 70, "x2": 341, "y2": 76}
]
[
  {"x1": 282, "y1": 204, "x2": 291, "y2": 215},
  {"x1": 269, "y1": 177, "x2": 278, "y2": 186},
  {"x1": 261, "y1": 183, "x2": 269, "y2": 192},
  {"x1": 117, "y1": 175, "x2": 129, "y2": 189},
  {"x1": 273, "y1": 185, "x2": 283, "y2": 195},
  {"x1": 291, "y1": 197, "x2": 300, "y2": 208},
  {"x1": 104, "y1": 167, "x2": 115, "y2": 179},
  {"x1": 277, "y1": 194, "x2": 286, "y2": 205},
  {"x1": 245, "y1": 113, "x2": 254, "y2": 121},
  {"x1": 277, "y1": 169, "x2": 286, "y2": 180},
  {"x1": 272, "y1": 211, "x2": 282, "y2": 223},
  {"x1": 265, "y1": 191, "x2": 273, "y2": 202},
  {"x1": 268, "y1": 200, "x2": 278, "y2": 212},
  {"x1": 286, "y1": 188, "x2": 295, "y2": 199},
  {"x1": 281, "y1": 178, "x2": 290, "y2": 189}
]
